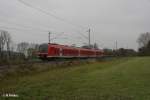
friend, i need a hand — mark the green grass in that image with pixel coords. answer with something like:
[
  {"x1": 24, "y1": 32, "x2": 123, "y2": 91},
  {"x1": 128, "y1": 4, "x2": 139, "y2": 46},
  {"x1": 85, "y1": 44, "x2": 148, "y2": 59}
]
[{"x1": 0, "y1": 57, "x2": 150, "y2": 100}]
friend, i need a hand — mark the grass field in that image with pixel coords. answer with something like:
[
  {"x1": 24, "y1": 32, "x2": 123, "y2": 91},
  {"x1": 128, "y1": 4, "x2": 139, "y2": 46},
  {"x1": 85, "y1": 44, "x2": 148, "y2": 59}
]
[{"x1": 0, "y1": 57, "x2": 150, "y2": 100}]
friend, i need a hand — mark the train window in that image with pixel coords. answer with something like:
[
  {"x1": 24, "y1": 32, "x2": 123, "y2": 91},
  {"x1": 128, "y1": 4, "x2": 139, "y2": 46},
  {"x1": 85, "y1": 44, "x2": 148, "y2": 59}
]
[{"x1": 39, "y1": 44, "x2": 48, "y2": 52}]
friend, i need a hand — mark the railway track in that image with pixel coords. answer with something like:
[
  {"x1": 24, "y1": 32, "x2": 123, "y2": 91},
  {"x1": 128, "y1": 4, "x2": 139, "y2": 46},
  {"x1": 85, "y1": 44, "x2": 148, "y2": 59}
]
[
  {"x1": 0, "y1": 59, "x2": 85, "y2": 71},
  {"x1": 0, "y1": 56, "x2": 112, "y2": 72},
  {"x1": 0, "y1": 65, "x2": 9, "y2": 71}
]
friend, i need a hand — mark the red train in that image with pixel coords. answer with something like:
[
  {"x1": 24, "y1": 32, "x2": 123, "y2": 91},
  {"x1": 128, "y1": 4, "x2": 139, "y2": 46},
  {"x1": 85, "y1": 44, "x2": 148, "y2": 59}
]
[{"x1": 38, "y1": 43, "x2": 104, "y2": 60}]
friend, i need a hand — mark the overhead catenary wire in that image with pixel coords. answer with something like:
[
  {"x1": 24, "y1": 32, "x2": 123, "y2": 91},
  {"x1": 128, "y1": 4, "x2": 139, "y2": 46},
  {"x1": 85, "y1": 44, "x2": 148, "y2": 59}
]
[
  {"x1": 0, "y1": 25, "x2": 85, "y2": 43},
  {"x1": 0, "y1": 22, "x2": 48, "y2": 32},
  {"x1": 0, "y1": 0, "x2": 91, "y2": 45},
  {"x1": 0, "y1": 25, "x2": 67, "y2": 40},
  {"x1": 0, "y1": 25, "x2": 48, "y2": 32},
  {"x1": 0, "y1": 12, "x2": 51, "y2": 32},
  {"x1": 0, "y1": 17, "x2": 63, "y2": 33},
  {"x1": 0, "y1": 18, "x2": 69, "y2": 35},
  {"x1": 17, "y1": 0, "x2": 89, "y2": 40},
  {"x1": 17, "y1": 0, "x2": 86, "y2": 29},
  {"x1": 0, "y1": 17, "x2": 89, "y2": 41}
]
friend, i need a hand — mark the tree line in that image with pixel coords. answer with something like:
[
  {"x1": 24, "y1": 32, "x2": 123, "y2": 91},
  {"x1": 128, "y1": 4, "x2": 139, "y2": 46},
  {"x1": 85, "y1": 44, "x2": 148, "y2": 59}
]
[
  {"x1": 137, "y1": 32, "x2": 150, "y2": 56},
  {"x1": 1, "y1": 29, "x2": 150, "y2": 64},
  {"x1": 103, "y1": 32, "x2": 150, "y2": 57},
  {"x1": 0, "y1": 30, "x2": 13, "y2": 60},
  {"x1": 0, "y1": 30, "x2": 39, "y2": 64}
]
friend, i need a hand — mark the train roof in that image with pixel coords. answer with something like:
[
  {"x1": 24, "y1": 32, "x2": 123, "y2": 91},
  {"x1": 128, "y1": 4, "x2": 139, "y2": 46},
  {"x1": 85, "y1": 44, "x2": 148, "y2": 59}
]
[{"x1": 47, "y1": 43, "x2": 103, "y2": 52}]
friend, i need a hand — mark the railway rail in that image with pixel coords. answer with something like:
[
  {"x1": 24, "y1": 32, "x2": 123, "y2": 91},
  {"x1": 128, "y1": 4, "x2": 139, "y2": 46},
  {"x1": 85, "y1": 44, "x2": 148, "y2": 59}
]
[
  {"x1": 0, "y1": 59, "x2": 87, "y2": 71},
  {"x1": 0, "y1": 56, "x2": 112, "y2": 73}
]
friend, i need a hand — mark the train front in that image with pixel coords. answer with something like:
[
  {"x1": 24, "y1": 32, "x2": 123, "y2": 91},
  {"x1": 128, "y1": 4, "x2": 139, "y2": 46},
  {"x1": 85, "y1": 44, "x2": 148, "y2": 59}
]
[{"x1": 38, "y1": 43, "x2": 49, "y2": 60}]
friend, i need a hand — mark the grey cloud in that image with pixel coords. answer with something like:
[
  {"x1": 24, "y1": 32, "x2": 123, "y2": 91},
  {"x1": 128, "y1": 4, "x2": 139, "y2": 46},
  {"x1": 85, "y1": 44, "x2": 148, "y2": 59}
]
[{"x1": 0, "y1": 0, "x2": 150, "y2": 50}]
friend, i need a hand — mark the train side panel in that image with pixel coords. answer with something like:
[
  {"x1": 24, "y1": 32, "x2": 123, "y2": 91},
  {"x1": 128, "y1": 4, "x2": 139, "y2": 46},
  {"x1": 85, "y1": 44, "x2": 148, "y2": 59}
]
[
  {"x1": 62, "y1": 48, "x2": 79, "y2": 57},
  {"x1": 38, "y1": 43, "x2": 105, "y2": 59},
  {"x1": 48, "y1": 46, "x2": 60, "y2": 57}
]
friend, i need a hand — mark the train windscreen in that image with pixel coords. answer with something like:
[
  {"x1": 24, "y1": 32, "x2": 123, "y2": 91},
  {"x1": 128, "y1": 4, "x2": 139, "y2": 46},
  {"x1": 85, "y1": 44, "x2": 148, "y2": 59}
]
[{"x1": 39, "y1": 44, "x2": 48, "y2": 52}]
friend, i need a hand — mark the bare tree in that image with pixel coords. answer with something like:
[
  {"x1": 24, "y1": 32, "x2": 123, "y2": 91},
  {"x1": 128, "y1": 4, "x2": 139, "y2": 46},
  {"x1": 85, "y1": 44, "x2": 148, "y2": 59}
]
[
  {"x1": 17, "y1": 42, "x2": 29, "y2": 57},
  {"x1": 5, "y1": 32, "x2": 11, "y2": 58},
  {"x1": 94, "y1": 43, "x2": 99, "y2": 49},
  {"x1": 0, "y1": 30, "x2": 12, "y2": 59},
  {"x1": 27, "y1": 43, "x2": 39, "y2": 58},
  {"x1": 137, "y1": 32, "x2": 150, "y2": 47},
  {"x1": 0, "y1": 30, "x2": 6, "y2": 52}
]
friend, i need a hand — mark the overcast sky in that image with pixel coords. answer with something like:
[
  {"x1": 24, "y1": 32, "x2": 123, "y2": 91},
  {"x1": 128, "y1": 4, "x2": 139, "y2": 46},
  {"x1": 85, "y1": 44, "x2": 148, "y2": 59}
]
[{"x1": 0, "y1": 0, "x2": 150, "y2": 50}]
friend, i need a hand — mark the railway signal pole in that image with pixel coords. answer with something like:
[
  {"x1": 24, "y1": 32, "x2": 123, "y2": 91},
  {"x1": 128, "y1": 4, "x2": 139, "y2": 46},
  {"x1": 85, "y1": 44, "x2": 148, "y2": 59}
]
[
  {"x1": 49, "y1": 32, "x2": 51, "y2": 43},
  {"x1": 116, "y1": 41, "x2": 118, "y2": 50},
  {"x1": 88, "y1": 28, "x2": 91, "y2": 47}
]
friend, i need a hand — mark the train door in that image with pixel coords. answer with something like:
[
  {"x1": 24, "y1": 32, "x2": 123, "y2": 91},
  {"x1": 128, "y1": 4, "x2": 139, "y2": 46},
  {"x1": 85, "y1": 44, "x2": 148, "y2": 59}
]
[{"x1": 59, "y1": 48, "x2": 63, "y2": 56}]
